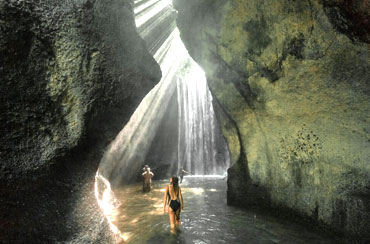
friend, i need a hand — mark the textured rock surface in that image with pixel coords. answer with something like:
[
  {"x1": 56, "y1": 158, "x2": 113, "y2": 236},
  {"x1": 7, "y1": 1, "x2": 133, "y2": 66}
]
[
  {"x1": 174, "y1": 0, "x2": 370, "y2": 242},
  {"x1": 0, "y1": 0, "x2": 161, "y2": 242}
]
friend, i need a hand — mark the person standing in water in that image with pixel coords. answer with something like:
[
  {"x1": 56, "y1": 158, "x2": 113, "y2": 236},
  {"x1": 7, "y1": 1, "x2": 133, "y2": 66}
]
[
  {"x1": 163, "y1": 176, "x2": 184, "y2": 231},
  {"x1": 142, "y1": 167, "x2": 154, "y2": 192},
  {"x1": 142, "y1": 165, "x2": 149, "y2": 172},
  {"x1": 178, "y1": 167, "x2": 189, "y2": 183}
]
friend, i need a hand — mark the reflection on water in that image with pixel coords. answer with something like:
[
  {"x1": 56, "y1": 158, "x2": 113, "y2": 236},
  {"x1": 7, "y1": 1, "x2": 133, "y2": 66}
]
[{"x1": 108, "y1": 177, "x2": 335, "y2": 244}]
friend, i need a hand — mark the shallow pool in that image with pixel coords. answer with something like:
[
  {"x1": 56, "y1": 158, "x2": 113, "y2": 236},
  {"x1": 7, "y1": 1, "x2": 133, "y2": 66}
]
[{"x1": 109, "y1": 176, "x2": 335, "y2": 244}]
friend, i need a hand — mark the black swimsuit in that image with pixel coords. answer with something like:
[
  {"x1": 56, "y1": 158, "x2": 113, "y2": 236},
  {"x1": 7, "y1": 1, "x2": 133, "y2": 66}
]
[
  {"x1": 168, "y1": 188, "x2": 181, "y2": 212},
  {"x1": 170, "y1": 199, "x2": 181, "y2": 212}
]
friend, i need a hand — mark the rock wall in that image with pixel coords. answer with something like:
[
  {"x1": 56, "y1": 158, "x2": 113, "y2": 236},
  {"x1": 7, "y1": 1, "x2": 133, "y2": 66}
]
[
  {"x1": 0, "y1": 0, "x2": 161, "y2": 243},
  {"x1": 173, "y1": 0, "x2": 370, "y2": 242}
]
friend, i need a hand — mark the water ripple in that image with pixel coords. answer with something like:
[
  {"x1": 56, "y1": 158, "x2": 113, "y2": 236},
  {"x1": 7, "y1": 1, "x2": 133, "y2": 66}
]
[{"x1": 108, "y1": 177, "x2": 335, "y2": 244}]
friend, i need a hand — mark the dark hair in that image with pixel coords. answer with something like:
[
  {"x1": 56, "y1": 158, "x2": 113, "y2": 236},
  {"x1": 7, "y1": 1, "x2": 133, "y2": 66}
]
[{"x1": 171, "y1": 176, "x2": 179, "y2": 188}]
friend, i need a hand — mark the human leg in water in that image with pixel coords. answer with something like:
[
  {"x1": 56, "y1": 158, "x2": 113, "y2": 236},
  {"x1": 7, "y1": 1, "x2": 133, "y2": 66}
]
[
  {"x1": 169, "y1": 200, "x2": 181, "y2": 232},
  {"x1": 175, "y1": 208, "x2": 181, "y2": 226},
  {"x1": 168, "y1": 207, "x2": 177, "y2": 233}
]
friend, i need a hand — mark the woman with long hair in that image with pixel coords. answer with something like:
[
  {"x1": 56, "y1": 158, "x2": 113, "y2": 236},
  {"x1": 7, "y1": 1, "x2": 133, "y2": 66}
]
[{"x1": 163, "y1": 176, "x2": 184, "y2": 231}]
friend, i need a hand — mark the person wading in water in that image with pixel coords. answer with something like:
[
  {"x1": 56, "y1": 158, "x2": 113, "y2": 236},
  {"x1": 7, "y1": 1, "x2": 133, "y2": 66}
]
[
  {"x1": 163, "y1": 176, "x2": 184, "y2": 232},
  {"x1": 178, "y1": 167, "x2": 189, "y2": 183},
  {"x1": 142, "y1": 167, "x2": 154, "y2": 192}
]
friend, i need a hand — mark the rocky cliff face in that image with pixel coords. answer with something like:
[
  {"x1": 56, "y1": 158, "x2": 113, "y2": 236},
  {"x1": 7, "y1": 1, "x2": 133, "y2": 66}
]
[
  {"x1": 173, "y1": 0, "x2": 370, "y2": 242},
  {"x1": 0, "y1": 0, "x2": 161, "y2": 242}
]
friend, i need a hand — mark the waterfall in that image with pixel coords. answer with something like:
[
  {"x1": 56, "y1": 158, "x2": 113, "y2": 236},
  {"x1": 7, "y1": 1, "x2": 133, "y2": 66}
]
[
  {"x1": 177, "y1": 62, "x2": 230, "y2": 175},
  {"x1": 98, "y1": 0, "x2": 229, "y2": 186}
]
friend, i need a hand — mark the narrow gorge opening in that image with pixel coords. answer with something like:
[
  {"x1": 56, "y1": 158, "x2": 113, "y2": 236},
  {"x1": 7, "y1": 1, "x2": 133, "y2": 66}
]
[
  {"x1": 92, "y1": 1, "x2": 348, "y2": 243},
  {"x1": 95, "y1": 1, "x2": 230, "y2": 241},
  {"x1": 96, "y1": 0, "x2": 230, "y2": 186}
]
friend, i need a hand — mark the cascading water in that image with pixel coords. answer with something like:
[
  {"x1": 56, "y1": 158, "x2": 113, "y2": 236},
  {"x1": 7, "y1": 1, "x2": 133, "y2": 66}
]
[
  {"x1": 176, "y1": 62, "x2": 230, "y2": 175},
  {"x1": 97, "y1": 0, "x2": 229, "y2": 187}
]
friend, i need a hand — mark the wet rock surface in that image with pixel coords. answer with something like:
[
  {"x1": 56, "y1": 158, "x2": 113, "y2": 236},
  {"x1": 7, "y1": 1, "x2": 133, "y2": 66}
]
[
  {"x1": 174, "y1": 0, "x2": 370, "y2": 242},
  {"x1": 0, "y1": 0, "x2": 161, "y2": 242},
  {"x1": 323, "y1": 0, "x2": 370, "y2": 43}
]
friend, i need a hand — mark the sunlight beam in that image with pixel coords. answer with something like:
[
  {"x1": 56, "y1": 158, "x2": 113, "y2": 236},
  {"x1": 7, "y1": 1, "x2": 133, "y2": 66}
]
[{"x1": 135, "y1": 0, "x2": 172, "y2": 28}]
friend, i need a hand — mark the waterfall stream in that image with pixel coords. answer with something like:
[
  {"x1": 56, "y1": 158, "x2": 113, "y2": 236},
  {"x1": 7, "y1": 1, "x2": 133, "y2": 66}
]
[
  {"x1": 98, "y1": 0, "x2": 229, "y2": 186},
  {"x1": 176, "y1": 62, "x2": 230, "y2": 175}
]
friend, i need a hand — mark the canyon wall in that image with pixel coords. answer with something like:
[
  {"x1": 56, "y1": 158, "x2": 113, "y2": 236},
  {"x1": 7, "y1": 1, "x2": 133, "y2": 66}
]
[
  {"x1": 0, "y1": 0, "x2": 161, "y2": 242},
  {"x1": 173, "y1": 0, "x2": 370, "y2": 242}
]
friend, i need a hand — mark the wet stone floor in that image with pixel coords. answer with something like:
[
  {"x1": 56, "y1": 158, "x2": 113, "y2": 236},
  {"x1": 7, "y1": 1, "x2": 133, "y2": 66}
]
[{"x1": 109, "y1": 176, "x2": 336, "y2": 244}]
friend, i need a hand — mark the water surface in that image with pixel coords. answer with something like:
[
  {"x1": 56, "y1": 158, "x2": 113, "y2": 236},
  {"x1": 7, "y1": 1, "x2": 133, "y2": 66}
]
[{"x1": 109, "y1": 176, "x2": 335, "y2": 244}]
